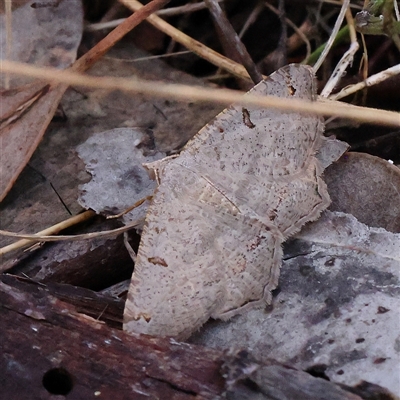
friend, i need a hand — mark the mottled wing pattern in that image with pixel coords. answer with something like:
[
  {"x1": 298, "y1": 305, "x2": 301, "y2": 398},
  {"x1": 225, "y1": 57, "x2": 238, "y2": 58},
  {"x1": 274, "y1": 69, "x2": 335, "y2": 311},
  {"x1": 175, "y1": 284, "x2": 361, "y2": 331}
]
[
  {"x1": 176, "y1": 64, "x2": 329, "y2": 235},
  {"x1": 123, "y1": 64, "x2": 329, "y2": 339},
  {"x1": 124, "y1": 162, "x2": 281, "y2": 339}
]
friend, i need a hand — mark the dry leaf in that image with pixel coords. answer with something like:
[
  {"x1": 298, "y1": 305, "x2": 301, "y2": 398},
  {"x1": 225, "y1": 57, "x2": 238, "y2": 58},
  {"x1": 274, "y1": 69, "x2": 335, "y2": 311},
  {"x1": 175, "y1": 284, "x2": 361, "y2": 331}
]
[
  {"x1": 0, "y1": 84, "x2": 68, "y2": 202},
  {"x1": 0, "y1": 0, "x2": 83, "y2": 87},
  {"x1": 0, "y1": 0, "x2": 83, "y2": 201},
  {"x1": 123, "y1": 64, "x2": 332, "y2": 339},
  {"x1": 325, "y1": 152, "x2": 400, "y2": 232},
  {"x1": 77, "y1": 128, "x2": 165, "y2": 224}
]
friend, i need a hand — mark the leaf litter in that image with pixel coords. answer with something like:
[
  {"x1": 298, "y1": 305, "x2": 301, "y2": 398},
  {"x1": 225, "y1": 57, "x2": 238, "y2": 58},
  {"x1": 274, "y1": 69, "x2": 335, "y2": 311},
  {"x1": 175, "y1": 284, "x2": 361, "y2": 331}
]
[
  {"x1": 1, "y1": 1, "x2": 400, "y2": 396},
  {"x1": 0, "y1": 0, "x2": 171, "y2": 202}
]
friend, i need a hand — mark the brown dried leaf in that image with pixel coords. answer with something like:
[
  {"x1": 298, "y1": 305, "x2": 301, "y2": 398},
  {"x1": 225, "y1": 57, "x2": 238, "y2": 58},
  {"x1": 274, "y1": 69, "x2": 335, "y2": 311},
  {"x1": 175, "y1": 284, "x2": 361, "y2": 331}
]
[
  {"x1": 0, "y1": 0, "x2": 83, "y2": 201},
  {"x1": 0, "y1": 83, "x2": 67, "y2": 202},
  {"x1": 325, "y1": 152, "x2": 400, "y2": 232}
]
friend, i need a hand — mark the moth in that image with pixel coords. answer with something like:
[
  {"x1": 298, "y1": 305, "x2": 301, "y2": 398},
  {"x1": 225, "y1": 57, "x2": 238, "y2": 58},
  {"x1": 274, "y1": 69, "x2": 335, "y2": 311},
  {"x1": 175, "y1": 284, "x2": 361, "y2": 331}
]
[{"x1": 123, "y1": 64, "x2": 330, "y2": 340}]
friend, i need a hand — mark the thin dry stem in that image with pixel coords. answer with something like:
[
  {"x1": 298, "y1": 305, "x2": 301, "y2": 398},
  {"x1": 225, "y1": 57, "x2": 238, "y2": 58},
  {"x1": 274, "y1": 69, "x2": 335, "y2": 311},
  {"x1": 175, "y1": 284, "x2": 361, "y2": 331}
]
[
  {"x1": 313, "y1": 0, "x2": 351, "y2": 72},
  {"x1": 321, "y1": 4, "x2": 359, "y2": 97},
  {"x1": 87, "y1": 0, "x2": 225, "y2": 31},
  {"x1": 238, "y1": 2, "x2": 264, "y2": 39},
  {"x1": 0, "y1": 220, "x2": 139, "y2": 245},
  {"x1": 323, "y1": 0, "x2": 362, "y2": 8},
  {"x1": 107, "y1": 196, "x2": 153, "y2": 219},
  {"x1": 1, "y1": 60, "x2": 399, "y2": 127},
  {"x1": 395, "y1": 0, "x2": 400, "y2": 20},
  {"x1": 116, "y1": 50, "x2": 191, "y2": 62},
  {"x1": 73, "y1": 0, "x2": 171, "y2": 73},
  {"x1": 0, "y1": 215, "x2": 143, "y2": 264},
  {"x1": 204, "y1": 0, "x2": 262, "y2": 84},
  {"x1": 157, "y1": 0, "x2": 223, "y2": 16},
  {"x1": 331, "y1": 63, "x2": 400, "y2": 100},
  {"x1": 118, "y1": 0, "x2": 252, "y2": 80},
  {"x1": 0, "y1": 210, "x2": 96, "y2": 256}
]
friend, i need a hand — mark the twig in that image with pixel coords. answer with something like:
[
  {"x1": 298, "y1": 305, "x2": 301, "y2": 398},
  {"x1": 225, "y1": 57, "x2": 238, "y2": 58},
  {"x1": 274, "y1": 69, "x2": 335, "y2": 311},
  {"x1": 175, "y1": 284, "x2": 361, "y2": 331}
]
[
  {"x1": 73, "y1": 0, "x2": 171, "y2": 73},
  {"x1": 330, "y1": 63, "x2": 400, "y2": 100},
  {"x1": 1, "y1": 59, "x2": 400, "y2": 127},
  {"x1": 276, "y1": 0, "x2": 288, "y2": 67},
  {"x1": 86, "y1": 0, "x2": 225, "y2": 31},
  {"x1": 204, "y1": 0, "x2": 262, "y2": 84},
  {"x1": 238, "y1": 2, "x2": 264, "y2": 39},
  {"x1": 118, "y1": 0, "x2": 252, "y2": 80},
  {"x1": 264, "y1": 2, "x2": 312, "y2": 63}
]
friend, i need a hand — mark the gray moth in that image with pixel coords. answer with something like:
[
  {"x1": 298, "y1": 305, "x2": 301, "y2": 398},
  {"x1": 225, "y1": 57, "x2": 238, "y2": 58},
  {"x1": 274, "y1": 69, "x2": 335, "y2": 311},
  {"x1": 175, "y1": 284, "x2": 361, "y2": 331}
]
[{"x1": 123, "y1": 64, "x2": 330, "y2": 340}]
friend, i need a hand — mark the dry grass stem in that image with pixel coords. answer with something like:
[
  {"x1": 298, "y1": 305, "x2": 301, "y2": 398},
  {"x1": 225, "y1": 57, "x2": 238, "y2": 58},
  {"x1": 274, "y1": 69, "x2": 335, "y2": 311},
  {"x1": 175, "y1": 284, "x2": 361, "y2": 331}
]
[
  {"x1": 156, "y1": 0, "x2": 223, "y2": 16},
  {"x1": 320, "y1": 5, "x2": 359, "y2": 97},
  {"x1": 73, "y1": 0, "x2": 171, "y2": 73},
  {"x1": 122, "y1": 50, "x2": 191, "y2": 62},
  {"x1": 0, "y1": 221, "x2": 142, "y2": 264},
  {"x1": 313, "y1": 0, "x2": 350, "y2": 72},
  {"x1": 325, "y1": 0, "x2": 362, "y2": 8},
  {"x1": 238, "y1": 2, "x2": 264, "y2": 38},
  {"x1": 0, "y1": 210, "x2": 96, "y2": 257},
  {"x1": 106, "y1": 196, "x2": 153, "y2": 219},
  {"x1": 0, "y1": 216, "x2": 143, "y2": 260},
  {"x1": 395, "y1": 0, "x2": 400, "y2": 20},
  {"x1": 1, "y1": 59, "x2": 399, "y2": 126},
  {"x1": 0, "y1": 220, "x2": 139, "y2": 246}
]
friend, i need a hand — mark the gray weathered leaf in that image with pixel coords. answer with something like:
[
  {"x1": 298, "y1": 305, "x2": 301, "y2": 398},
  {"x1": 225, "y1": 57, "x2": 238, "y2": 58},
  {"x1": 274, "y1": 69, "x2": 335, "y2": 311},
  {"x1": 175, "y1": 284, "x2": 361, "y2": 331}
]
[
  {"x1": 190, "y1": 210, "x2": 400, "y2": 395},
  {"x1": 77, "y1": 128, "x2": 165, "y2": 224}
]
